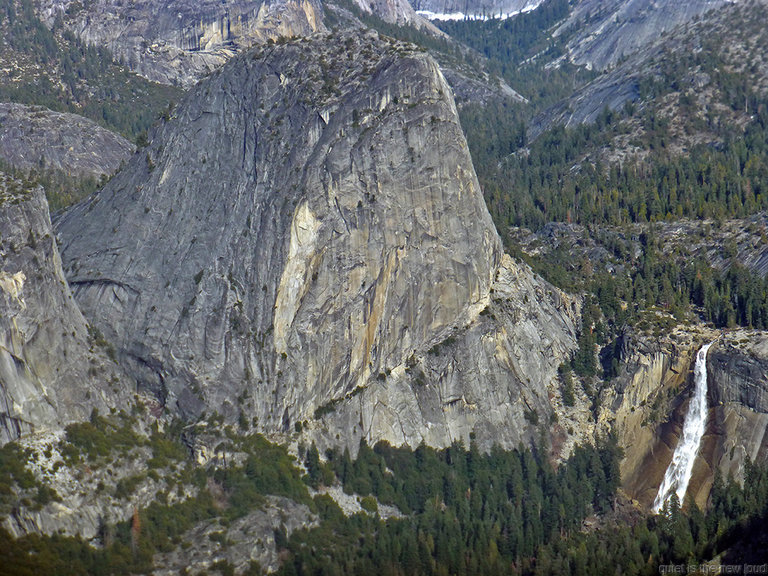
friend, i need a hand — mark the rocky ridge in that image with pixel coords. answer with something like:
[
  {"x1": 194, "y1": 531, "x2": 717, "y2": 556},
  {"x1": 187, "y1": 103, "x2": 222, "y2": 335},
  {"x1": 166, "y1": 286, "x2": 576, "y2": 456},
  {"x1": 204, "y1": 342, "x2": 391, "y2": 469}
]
[
  {"x1": 532, "y1": 0, "x2": 768, "y2": 144},
  {"x1": 56, "y1": 30, "x2": 579, "y2": 454},
  {"x1": 0, "y1": 103, "x2": 134, "y2": 180},
  {"x1": 555, "y1": 0, "x2": 728, "y2": 72}
]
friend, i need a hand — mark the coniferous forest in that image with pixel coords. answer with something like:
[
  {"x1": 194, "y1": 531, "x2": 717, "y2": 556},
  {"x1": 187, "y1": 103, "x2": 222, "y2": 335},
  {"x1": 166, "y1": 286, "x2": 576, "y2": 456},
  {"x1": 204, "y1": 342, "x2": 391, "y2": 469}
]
[
  {"x1": 3, "y1": 0, "x2": 768, "y2": 573},
  {"x1": 3, "y1": 423, "x2": 768, "y2": 575}
]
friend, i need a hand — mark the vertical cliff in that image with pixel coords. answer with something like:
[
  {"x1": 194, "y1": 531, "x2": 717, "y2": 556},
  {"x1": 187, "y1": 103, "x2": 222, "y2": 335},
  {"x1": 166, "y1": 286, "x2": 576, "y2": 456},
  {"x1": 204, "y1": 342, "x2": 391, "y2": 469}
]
[
  {"x1": 37, "y1": 0, "x2": 323, "y2": 87},
  {"x1": 598, "y1": 329, "x2": 700, "y2": 505},
  {"x1": 0, "y1": 175, "x2": 130, "y2": 444},
  {"x1": 597, "y1": 327, "x2": 768, "y2": 509},
  {"x1": 706, "y1": 333, "x2": 768, "y2": 479}
]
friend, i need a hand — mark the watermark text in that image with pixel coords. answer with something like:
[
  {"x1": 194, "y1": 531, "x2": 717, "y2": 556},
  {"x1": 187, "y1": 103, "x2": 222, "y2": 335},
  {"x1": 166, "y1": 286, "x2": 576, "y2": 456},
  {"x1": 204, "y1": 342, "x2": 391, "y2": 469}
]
[{"x1": 659, "y1": 565, "x2": 768, "y2": 575}]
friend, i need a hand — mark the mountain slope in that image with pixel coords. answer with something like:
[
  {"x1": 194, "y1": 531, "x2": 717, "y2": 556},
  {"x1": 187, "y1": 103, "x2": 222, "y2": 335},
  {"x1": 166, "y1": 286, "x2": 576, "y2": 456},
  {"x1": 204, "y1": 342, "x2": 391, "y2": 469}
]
[
  {"x1": 533, "y1": 0, "x2": 768, "y2": 139},
  {"x1": 0, "y1": 104, "x2": 133, "y2": 180},
  {"x1": 555, "y1": 0, "x2": 729, "y2": 71},
  {"x1": 0, "y1": 0, "x2": 180, "y2": 140}
]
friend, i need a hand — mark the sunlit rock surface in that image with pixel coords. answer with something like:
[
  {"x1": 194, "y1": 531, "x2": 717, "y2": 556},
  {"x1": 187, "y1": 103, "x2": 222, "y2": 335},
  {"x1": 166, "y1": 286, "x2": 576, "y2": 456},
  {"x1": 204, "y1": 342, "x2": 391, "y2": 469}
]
[{"x1": 58, "y1": 30, "x2": 579, "y2": 453}]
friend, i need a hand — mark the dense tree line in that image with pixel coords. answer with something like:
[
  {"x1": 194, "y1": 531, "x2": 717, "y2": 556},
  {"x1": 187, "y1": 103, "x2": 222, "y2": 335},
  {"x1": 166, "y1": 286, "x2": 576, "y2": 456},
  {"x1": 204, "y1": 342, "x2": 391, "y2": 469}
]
[
  {"x1": 591, "y1": 233, "x2": 768, "y2": 332},
  {"x1": 436, "y1": 0, "x2": 570, "y2": 65},
  {"x1": 281, "y1": 439, "x2": 768, "y2": 575},
  {"x1": 534, "y1": 458, "x2": 768, "y2": 574},
  {"x1": 435, "y1": 0, "x2": 595, "y2": 106},
  {"x1": 277, "y1": 437, "x2": 622, "y2": 576},
  {"x1": 541, "y1": 228, "x2": 768, "y2": 383},
  {"x1": 467, "y1": 101, "x2": 768, "y2": 232},
  {"x1": 4, "y1": 423, "x2": 768, "y2": 574},
  {"x1": 458, "y1": 0, "x2": 768, "y2": 232}
]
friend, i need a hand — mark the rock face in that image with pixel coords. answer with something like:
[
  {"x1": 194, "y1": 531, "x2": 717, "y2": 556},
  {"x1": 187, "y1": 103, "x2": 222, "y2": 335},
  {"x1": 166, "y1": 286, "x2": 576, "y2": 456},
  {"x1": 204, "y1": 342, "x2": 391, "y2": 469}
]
[
  {"x1": 603, "y1": 328, "x2": 768, "y2": 509},
  {"x1": 36, "y1": 0, "x2": 323, "y2": 87},
  {"x1": 710, "y1": 335, "x2": 768, "y2": 415},
  {"x1": 0, "y1": 103, "x2": 134, "y2": 180},
  {"x1": 3, "y1": 430, "x2": 159, "y2": 539},
  {"x1": 707, "y1": 332, "x2": 768, "y2": 479},
  {"x1": 555, "y1": 0, "x2": 728, "y2": 71},
  {"x1": 352, "y1": 0, "x2": 427, "y2": 26},
  {"x1": 310, "y1": 253, "x2": 580, "y2": 452},
  {"x1": 527, "y1": 56, "x2": 643, "y2": 141},
  {"x1": 598, "y1": 327, "x2": 714, "y2": 507},
  {"x1": 0, "y1": 175, "x2": 129, "y2": 445},
  {"x1": 530, "y1": 0, "x2": 751, "y2": 142},
  {"x1": 57, "y1": 31, "x2": 579, "y2": 452}
]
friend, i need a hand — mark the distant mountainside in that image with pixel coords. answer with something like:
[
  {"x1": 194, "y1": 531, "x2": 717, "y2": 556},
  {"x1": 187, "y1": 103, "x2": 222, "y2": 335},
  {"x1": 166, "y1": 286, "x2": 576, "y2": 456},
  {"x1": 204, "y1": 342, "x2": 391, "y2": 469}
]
[
  {"x1": 0, "y1": 0, "x2": 181, "y2": 140},
  {"x1": 443, "y1": 0, "x2": 768, "y2": 511},
  {"x1": 531, "y1": 0, "x2": 768, "y2": 156},
  {"x1": 0, "y1": 103, "x2": 133, "y2": 180},
  {"x1": 555, "y1": 0, "x2": 729, "y2": 71},
  {"x1": 5, "y1": 0, "x2": 768, "y2": 571},
  {"x1": 35, "y1": 0, "x2": 324, "y2": 87},
  {"x1": 352, "y1": 0, "x2": 428, "y2": 25}
]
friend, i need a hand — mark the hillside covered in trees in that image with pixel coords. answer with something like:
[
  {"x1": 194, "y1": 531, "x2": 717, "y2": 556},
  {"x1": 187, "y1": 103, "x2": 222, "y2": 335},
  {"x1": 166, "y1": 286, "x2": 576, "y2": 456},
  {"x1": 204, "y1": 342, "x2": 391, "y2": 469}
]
[{"x1": 4, "y1": 417, "x2": 768, "y2": 574}]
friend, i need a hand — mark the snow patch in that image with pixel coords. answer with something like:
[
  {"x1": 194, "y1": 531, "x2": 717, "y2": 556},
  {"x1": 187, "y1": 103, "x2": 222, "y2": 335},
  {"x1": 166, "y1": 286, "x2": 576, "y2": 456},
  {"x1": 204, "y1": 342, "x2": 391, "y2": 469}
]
[{"x1": 417, "y1": 1, "x2": 542, "y2": 21}]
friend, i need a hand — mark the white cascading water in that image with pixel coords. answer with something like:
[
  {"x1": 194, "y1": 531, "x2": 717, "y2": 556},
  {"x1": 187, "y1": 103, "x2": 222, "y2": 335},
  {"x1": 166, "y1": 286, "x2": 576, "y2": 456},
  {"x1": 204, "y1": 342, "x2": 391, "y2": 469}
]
[{"x1": 653, "y1": 341, "x2": 714, "y2": 513}]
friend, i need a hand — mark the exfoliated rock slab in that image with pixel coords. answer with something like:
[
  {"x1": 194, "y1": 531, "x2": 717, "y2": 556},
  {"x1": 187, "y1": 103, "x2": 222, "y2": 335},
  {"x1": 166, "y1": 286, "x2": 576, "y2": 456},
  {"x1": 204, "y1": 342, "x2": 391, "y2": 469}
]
[{"x1": 58, "y1": 30, "x2": 578, "y2": 453}]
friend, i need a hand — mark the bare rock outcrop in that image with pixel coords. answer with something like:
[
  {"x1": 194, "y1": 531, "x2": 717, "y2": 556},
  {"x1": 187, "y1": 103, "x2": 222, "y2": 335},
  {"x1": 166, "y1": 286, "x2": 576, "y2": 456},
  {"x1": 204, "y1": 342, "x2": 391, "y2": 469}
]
[
  {"x1": 0, "y1": 103, "x2": 134, "y2": 180},
  {"x1": 0, "y1": 175, "x2": 130, "y2": 444},
  {"x1": 707, "y1": 332, "x2": 768, "y2": 480},
  {"x1": 57, "y1": 31, "x2": 579, "y2": 453},
  {"x1": 555, "y1": 0, "x2": 728, "y2": 72},
  {"x1": 152, "y1": 496, "x2": 317, "y2": 574},
  {"x1": 36, "y1": 0, "x2": 323, "y2": 87},
  {"x1": 310, "y1": 253, "x2": 580, "y2": 453},
  {"x1": 353, "y1": 0, "x2": 427, "y2": 26},
  {"x1": 530, "y1": 0, "x2": 737, "y2": 140}
]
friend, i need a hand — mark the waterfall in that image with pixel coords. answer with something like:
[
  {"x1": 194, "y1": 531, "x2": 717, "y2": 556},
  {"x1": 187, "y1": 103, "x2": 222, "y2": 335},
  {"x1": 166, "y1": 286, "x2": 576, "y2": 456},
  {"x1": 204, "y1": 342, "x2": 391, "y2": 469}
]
[{"x1": 653, "y1": 341, "x2": 714, "y2": 513}]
